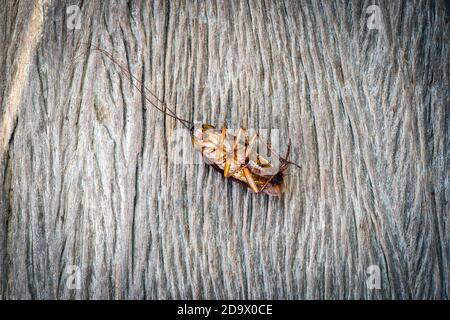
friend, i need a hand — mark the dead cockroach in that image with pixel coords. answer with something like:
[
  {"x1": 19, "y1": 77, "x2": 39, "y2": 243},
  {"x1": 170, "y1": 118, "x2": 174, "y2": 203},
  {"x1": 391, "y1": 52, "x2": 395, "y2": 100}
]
[
  {"x1": 82, "y1": 44, "x2": 300, "y2": 196},
  {"x1": 190, "y1": 124, "x2": 300, "y2": 196}
]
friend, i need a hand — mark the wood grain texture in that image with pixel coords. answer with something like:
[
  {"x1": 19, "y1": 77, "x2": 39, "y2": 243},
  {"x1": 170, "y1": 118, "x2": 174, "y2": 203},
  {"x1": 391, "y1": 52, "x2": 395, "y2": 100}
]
[{"x1": 0, "y1": 0, "x2": 448, "y2": 299}]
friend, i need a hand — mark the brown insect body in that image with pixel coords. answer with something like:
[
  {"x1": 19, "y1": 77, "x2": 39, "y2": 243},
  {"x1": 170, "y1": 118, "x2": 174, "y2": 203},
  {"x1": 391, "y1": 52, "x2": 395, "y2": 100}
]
[{"x1": 191, "y1": 124, "x2": 294, "y2": 197}]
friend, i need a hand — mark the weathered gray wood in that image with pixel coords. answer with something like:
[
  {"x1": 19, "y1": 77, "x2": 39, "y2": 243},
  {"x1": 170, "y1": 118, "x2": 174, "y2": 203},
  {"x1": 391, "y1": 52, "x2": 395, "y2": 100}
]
[{"x1": 0, "y1": 0, "x2": 448, "y2": 299}]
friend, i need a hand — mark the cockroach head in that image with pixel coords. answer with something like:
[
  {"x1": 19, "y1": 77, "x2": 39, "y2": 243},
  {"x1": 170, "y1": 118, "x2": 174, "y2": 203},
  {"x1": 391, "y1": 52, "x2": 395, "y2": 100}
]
[{"x1": 190, "y1": 124, "x2": 216, "y2": 147}]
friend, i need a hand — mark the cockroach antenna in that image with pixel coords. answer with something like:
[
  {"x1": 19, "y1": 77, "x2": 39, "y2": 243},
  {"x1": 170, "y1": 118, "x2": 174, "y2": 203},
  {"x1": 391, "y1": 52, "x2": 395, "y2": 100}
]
[{"x1": 77, "y1": 42, "x2": 194, "y2": 132}]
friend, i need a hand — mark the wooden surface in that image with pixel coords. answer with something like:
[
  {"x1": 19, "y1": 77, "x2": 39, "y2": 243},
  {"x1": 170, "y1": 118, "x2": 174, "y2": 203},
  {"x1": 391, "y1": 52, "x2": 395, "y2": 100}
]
[{"x1": 0, "y1": 0, "x2": 448, "y2": 299}]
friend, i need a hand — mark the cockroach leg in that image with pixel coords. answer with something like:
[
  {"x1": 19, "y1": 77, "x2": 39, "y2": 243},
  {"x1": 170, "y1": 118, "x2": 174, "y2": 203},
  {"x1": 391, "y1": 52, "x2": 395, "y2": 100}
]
[
  {"x1": 285, "y1": 139, "x2": 291, "y2": 161},
  {"x1": 280, "y1": 139, "x2": 300, "y2": 168},
  {"x1": 216, "y1": 126, "x2": 227, "y2": 161},
  {"x1": 233, "y1": 127, "x2": 247, "y2": 163},
  {"x1": 225, "y1": 160, "x2": 250, "y2": 178},
  {"x1": 254, "y1": 133, "x2": 284, "y2": 160},
  {"x1": 225, "y1": 129, "x2": 259, "y2": 178},
  {"x1": 223, "y1": 159, "x2": 232, "y2": 177},
  {"x1": 252, "y1": 133, "x2": 300, "y2": 168},
  {"x1": 220, "y1": 125, "x2": 233, "y2": 177},
  {"x1": 245, "y1": 134, "x2": 258, "y2": 158},
  {"x1": 233, "y1": 128, "x2": 244, "y2": 151},
  {"x1": 243, "y1": 168, "x2": 260, "y2": 193}
]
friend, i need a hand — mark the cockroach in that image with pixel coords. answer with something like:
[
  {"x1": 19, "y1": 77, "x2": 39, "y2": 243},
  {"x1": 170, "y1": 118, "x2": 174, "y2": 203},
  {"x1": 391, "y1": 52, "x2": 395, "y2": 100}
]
[
  {"x1": 190, "y1": 124, "x2": 300, "y2": 196},
  {"x1": 82, "y1": 44, "x2": 300, "y2": 196}
]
